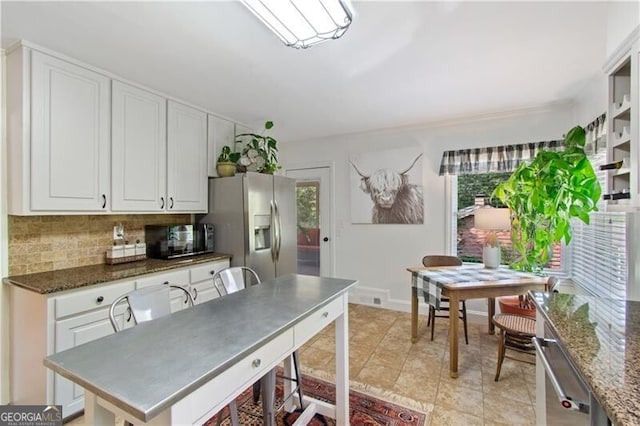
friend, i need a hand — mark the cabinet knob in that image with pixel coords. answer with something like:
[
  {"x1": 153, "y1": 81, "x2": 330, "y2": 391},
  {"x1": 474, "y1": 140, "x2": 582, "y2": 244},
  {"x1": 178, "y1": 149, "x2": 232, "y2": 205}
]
[
  {"x1": 252, "y1": 359, "x2": 261, "y2": 368},
  {"x1": 210, "y1": 270, "x2": 216, "y2": 275},
  {"x1": 322, "y1": 311, "x2": 329, "y2": 318},
  {"x1": 163, "y1": 281, "x2": 169, "y2": 285},
  {"x1": 323, "y1": 237, "x2": 329, "y2": 242},
  {"x1": 96, "y1": 296, "x2": 104, "y2": 304}
]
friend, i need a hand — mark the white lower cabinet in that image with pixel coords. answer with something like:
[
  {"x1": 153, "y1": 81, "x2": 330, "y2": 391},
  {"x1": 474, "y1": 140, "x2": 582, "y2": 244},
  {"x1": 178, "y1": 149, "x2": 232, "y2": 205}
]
[
  {"x1": 54, "y1": 305, "x2": 132, "y2": 414},
  {"x1": 189, "y1": 260, "x2": 230, "y2": 304},
  {"x1": 9, "y1": 258, "x2": 229, "y2": 419}
]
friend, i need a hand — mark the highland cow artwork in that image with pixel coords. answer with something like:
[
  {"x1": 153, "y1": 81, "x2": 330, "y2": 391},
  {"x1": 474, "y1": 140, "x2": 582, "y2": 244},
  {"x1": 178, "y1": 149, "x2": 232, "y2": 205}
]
[{"x1": 350, "y1": 148, "x2": 424, "y2": 224}]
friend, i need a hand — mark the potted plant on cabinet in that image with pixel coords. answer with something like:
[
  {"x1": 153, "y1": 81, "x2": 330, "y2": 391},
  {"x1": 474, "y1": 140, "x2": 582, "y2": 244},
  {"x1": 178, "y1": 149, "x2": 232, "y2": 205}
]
[
  {"x1": 492, "y1": 125, "x2": 602, "y2": 274},
  {"x1": 235, "y1": 121, "x2": 281, "y2": 174},
  {"x1": 216, "y1": 145, "x2": 237, "y2": 177}
]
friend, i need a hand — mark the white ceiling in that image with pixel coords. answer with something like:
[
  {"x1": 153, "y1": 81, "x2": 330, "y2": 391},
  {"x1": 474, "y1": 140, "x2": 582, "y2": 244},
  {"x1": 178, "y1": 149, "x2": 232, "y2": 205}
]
[{"x1": 2, "y1": 1, "x2": 608, "y2": 142}]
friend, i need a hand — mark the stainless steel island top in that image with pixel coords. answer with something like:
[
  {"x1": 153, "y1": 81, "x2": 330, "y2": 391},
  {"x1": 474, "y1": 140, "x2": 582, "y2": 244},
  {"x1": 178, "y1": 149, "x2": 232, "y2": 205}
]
[{"x1": 44, "y1": 274, "x2": 357, "y2": 423}]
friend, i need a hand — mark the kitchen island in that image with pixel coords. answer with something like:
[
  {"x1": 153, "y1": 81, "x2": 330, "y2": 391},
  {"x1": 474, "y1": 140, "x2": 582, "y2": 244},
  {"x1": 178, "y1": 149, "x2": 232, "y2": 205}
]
[
  {"x1": 45, "y1": 274, "x2": 357, "y2": 425},
  {"x1": 531, "y1": 290, "x2": 640, "y2": 425}
]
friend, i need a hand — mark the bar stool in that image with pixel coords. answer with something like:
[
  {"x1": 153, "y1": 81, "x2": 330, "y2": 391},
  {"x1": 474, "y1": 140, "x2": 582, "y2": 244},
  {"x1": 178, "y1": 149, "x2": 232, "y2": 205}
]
[
  {"x1": 109, "y1": 284, "x2": 240, "y2": 426},
  {"x1": 212, "y1": 267, "x2": 306, "y2": 425}
]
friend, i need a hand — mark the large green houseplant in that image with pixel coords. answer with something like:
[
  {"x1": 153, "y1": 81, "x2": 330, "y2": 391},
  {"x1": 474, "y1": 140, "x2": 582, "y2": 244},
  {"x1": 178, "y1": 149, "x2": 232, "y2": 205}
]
[{"x1": 492, "y1": 126, "x2": 601, "y2": 273}]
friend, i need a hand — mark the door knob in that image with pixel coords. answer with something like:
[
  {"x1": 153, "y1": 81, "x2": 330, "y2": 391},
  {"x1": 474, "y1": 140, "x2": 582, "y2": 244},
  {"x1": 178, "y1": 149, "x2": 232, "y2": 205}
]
[{"x1": 323, "y1": 237, "x2": 329, "y2": 242}]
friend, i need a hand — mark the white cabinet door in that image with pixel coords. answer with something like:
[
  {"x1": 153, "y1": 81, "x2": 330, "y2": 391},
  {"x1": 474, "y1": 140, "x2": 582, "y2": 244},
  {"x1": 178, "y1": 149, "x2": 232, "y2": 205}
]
[
  {"x1": 54, "y1": 307, "x2": 128, "y2": 416},
  {"x1": 207, "y1": 115, "x2": 236, "y2": 177},
  {"x1": 112, "y1": 81, "x2": 167, "y2": 211},
  {"x1": 167, "y1": 100, "x2": 208, "y2": 212},
  {"x1": 190, "y1": 280, "x2": 220, "y2": 305},
  {"x1": 30, "y1": 51, "x2": 110, "y2": 211}
]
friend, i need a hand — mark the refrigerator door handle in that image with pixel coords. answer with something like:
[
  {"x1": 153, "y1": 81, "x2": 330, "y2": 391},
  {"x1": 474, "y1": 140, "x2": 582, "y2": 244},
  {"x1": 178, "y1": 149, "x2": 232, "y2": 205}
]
[
  {"x1": 270, "y1": 200, "x2": 277, "y2": 262},
  {"x1": 274, "y1": 200, "x2": 282, "y2": 261}
]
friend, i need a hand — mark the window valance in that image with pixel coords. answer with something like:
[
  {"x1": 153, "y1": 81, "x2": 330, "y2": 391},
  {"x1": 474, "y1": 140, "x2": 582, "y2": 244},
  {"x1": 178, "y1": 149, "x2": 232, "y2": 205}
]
[{"x1": 438, "y1": 139, "x2": 564, "y2": 176}]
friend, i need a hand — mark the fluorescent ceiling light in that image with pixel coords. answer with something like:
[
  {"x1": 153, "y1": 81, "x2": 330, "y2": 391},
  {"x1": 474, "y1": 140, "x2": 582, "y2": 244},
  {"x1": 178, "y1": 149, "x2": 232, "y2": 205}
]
[{"x1": 242, "y1": 0, "x2": 353, "y2": 49}]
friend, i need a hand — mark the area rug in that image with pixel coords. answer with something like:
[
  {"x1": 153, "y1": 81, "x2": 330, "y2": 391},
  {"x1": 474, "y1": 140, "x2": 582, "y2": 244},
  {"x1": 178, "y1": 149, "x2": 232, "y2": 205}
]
[{"x1": 204, "y1": 373, "x2": 427, "y2": 425}]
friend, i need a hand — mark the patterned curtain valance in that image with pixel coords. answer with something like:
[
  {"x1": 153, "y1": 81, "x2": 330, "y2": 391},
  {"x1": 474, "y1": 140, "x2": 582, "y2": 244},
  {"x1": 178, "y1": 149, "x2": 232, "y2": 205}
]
[
  {"x1": 439, "y1": 139, "x2": 564, "y2": 176},
  {"x1": 584, "y1": 113, "x2": 606, "y2": 155}
]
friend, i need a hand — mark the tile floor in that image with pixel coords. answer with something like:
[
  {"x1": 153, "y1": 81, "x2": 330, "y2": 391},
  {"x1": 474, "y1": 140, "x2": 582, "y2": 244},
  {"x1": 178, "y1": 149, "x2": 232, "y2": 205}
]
[
  {"x1": 298, "y1": 303, "x2": 537, "y2": 426},
  {"x1": 68, "y1": 303, "x2": 537, "y2": 425}
]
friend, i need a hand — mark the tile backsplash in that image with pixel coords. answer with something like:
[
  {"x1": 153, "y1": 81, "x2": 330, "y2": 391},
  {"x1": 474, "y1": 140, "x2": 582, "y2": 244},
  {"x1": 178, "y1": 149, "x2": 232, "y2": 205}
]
[{"x1": 8, "y1": 214, "x2": 191, "y2": 276}]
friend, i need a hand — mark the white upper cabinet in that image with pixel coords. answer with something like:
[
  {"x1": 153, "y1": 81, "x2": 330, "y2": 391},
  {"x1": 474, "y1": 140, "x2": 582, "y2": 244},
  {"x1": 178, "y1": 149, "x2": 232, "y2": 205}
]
[
  {"x1": 111, "y1": 81, "x2": 167, "y2": 211},
  {"x1": 167, "y1": 100, "x2": 208, "y2": 212},
  {"x1": 207, "y1": 114, "x2": 236, "y2": 177},
  {"x1": 12, "y1": 49, "x2": 111, "y2": 213},
  {"x1": 6, "y1": 42, "x2": 223, "y2": 215}
]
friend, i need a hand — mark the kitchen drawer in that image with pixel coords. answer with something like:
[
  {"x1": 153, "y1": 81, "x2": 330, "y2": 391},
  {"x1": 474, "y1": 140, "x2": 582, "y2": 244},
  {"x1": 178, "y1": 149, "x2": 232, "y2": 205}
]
[
  {"x1": 54, "y1": 281, "x2": 135, "y2": 319},
  {"x1": 190, "y1": 259, "x2": 229, "y2": 284},
  {"x1": 135, "y1": 269, "x2": 190, "y2": 289},
  {"x1": 181, "y1": 329, "x2": 294, "y2": 425},
  {"x1": 294, "y1": 295, "x2": 344, "y2": 347}
]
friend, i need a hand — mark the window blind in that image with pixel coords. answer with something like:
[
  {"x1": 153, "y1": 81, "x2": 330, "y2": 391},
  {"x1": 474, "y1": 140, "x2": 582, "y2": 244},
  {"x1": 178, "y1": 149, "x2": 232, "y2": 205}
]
[{"x1": 570, "y1": 212, "x2": 627, "y2": 299}]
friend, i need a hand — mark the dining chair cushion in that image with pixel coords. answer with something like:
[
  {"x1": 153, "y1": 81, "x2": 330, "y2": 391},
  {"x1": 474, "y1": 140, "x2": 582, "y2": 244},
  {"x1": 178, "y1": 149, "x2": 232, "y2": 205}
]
[{"x1": 493, "y1": 313, "x2": 535, "y2": 336}]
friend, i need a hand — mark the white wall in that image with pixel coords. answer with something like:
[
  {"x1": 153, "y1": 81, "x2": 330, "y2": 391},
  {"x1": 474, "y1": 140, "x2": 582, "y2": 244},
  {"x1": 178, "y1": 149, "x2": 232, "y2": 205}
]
[
  {"x1": 281, "y1": 104, "x2": 576, "y2": 313},
  {"x1": 606, "y1": 1, "x2": 640, "y2": 57}
]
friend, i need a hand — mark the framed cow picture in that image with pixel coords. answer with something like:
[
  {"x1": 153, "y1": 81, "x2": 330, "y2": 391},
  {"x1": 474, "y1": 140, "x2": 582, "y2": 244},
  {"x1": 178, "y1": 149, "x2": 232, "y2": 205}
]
[{"x1": 350, "y1": 147, "x2": 424, "y2": 224}]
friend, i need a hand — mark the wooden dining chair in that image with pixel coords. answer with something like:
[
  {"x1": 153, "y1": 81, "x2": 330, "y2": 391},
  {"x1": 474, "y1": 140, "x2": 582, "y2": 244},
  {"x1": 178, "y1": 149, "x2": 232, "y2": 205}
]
[
  {"x1": 109, "y1": 284, "x2": 239, "y2": 426},
  {"x1": 422, "y1": 255, "x2": 468, "y2": 345},
  {"x1": 493, "y1": 276, "x2": 560, "y2": 381}
]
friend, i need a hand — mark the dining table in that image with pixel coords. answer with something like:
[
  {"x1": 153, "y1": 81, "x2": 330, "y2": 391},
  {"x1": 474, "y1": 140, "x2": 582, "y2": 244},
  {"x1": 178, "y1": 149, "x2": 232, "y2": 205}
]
[
  {"x1": 408, "y1": 263, "x2": 547, "y2": 378},
  {"x1": 44, "y1": 274, "x2": 358, "y2": 425}
]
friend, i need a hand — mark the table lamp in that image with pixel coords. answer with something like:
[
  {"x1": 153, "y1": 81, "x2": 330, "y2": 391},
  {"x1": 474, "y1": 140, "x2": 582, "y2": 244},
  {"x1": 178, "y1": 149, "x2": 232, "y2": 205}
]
[{"x1": 474, "y1": 207, "x2": 511, "y2": 269}]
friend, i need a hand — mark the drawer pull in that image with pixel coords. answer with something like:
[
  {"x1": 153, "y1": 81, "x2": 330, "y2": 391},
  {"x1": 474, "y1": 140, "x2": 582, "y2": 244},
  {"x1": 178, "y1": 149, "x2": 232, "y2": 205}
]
[
  {"x1": 192, "y1": 288, "x2": 198, "y2": 301},
  {"x1": 96, "y1": 296, "x2": 104, "y2": 304},
  {"x1": 322, "y1": 311, "x2": 329, "y2": 318},
  {"x1": 163, "y1": 281, "x2": 169, "y2": 285},
  {"x1": 252, "y1": 359, "x2": 261, "y2": 368}
]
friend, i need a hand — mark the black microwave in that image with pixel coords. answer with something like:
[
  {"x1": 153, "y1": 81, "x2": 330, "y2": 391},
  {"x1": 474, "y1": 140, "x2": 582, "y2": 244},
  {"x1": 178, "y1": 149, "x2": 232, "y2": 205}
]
[{"x1": 145, "y1": 224, "x2": 215, "y2": 259}]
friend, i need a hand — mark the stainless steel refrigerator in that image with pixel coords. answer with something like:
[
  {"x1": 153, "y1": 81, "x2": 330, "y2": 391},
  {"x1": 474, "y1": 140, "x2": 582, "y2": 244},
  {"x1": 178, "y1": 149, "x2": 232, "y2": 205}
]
[{"x1": 197, "y1": 173, "x2": 297, "y2": 283}]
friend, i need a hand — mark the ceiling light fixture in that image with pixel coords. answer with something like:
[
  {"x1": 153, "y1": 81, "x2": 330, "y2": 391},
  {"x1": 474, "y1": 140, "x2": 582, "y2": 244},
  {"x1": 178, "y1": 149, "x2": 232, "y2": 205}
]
[{"x1": 241, "y1": 0, "x2": 353, "y2": 49}]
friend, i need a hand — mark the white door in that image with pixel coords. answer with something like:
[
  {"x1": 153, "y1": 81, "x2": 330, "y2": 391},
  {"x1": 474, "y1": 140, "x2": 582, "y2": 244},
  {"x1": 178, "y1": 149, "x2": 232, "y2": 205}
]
[
  {"x1": 286, "y1": 166, "x2": 333, "y2": 277},
  {"x1": 111, "y1": 81, "x2": 167, "y2": 211},
  {"x1": 31, "y1": 51, "x2": 110, "y2": 211},
  {"x1": 167, "y1": 100, "x2": 208, "y2": 212}
]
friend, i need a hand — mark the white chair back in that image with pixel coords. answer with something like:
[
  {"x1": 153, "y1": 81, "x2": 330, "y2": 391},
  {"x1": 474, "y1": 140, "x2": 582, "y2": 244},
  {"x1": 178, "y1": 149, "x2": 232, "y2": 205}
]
[
  {"x1": 109, "y1": 284, "x2": 194, "y2": 332},
  {"x1": 127, "y1": 285, "x2": 172, "y2": 324},
  {"x1": 212, "y1": 267, "x2": 261, "y2": 296}
]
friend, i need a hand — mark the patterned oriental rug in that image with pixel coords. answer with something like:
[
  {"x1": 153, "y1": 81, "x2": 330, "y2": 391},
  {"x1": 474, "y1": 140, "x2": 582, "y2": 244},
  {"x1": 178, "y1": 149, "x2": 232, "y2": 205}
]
[{"x1": 204, "y1": 373, "x2": 427, "y2": 426}]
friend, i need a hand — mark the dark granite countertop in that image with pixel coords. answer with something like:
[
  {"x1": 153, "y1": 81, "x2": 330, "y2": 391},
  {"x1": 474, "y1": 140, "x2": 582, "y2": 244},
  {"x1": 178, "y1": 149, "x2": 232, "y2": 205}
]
[
  {"x1": 3, "y1": 253, "x2": 232, "y2": 294},
  {"x1": 530, "y1": 291, "x2": 640, "y2": 426}
]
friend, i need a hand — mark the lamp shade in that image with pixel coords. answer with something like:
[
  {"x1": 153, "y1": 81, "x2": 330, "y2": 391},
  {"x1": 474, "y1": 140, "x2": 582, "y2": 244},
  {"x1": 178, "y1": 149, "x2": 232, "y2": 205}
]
[
  {"x1": 474, "y1": 207, "x2": 511, "y2": 231},
  {"x1": 242, "y1": 0, "x2": 353, "y2": 49}
]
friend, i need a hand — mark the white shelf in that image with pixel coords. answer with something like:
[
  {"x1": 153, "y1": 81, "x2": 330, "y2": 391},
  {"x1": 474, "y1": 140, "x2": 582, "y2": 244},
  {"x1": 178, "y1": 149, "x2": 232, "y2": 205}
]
[
  {"x1": 612, "y1": 126, "x2": 631, "y2": 147},
  {"x1": 612, "y1": 94, "x2": 631, "y2": 119}
]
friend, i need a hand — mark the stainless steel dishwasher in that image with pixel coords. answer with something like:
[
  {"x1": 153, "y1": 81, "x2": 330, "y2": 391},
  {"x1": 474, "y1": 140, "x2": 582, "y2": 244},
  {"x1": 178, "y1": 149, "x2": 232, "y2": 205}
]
[{"x1": 534, "y1": 323, "x2": 610, "y2": 425}]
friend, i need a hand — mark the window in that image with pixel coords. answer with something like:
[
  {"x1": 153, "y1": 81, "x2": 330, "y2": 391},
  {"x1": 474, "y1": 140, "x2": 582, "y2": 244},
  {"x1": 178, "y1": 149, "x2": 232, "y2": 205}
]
[
  {"x1": 569, "y1": 114, "x2": 628, "y2": 299},
  {"x1": 453, "y1": 173, "x2": 563, "y2": 269}
]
